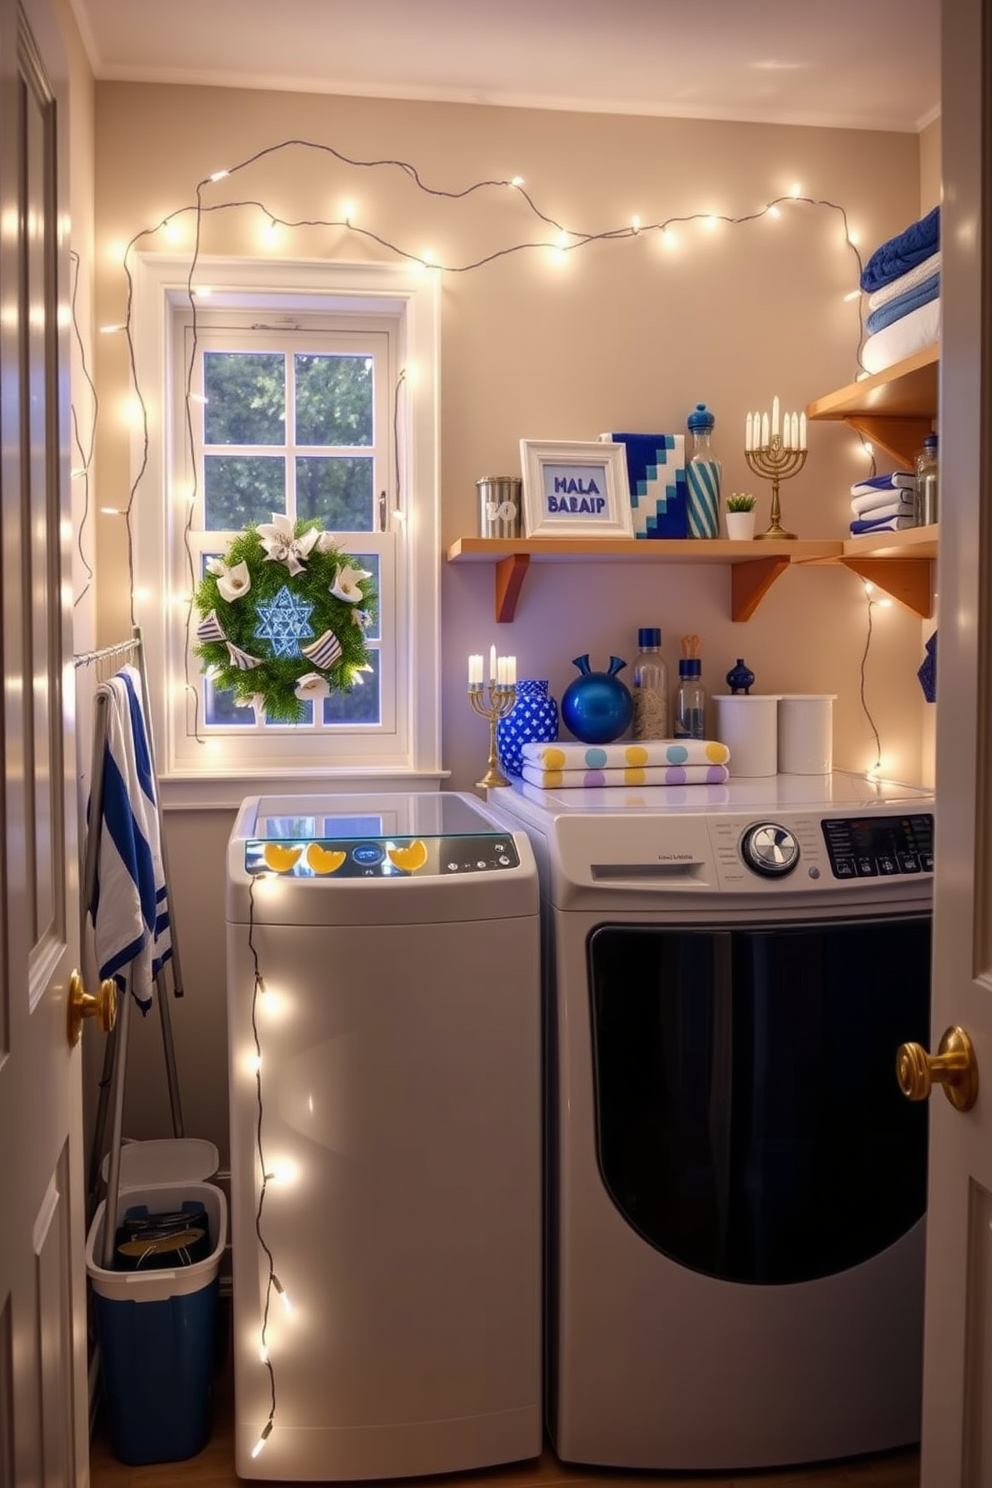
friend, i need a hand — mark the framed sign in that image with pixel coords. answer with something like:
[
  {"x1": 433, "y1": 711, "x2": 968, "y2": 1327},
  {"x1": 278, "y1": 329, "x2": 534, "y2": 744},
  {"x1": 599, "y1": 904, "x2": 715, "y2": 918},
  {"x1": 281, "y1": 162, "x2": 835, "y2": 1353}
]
[{"x1": 519, "y1": 440, "x2": 633, "y2": 538}]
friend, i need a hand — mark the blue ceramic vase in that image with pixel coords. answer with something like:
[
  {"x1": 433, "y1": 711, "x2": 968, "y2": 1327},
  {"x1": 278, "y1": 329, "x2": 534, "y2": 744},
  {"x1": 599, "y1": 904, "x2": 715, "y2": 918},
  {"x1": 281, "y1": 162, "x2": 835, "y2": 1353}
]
[
  {"x1": 561, "y1": 655, "x2": 633, "y2": 744},
  {"x1": 496, "y1": 679, "x2": 560, "y2": 777}
]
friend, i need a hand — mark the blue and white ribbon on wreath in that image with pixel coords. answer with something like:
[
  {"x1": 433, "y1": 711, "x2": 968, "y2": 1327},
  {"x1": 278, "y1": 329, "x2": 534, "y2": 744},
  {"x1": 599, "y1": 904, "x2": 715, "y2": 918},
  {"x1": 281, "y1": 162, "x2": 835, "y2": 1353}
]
[
  {"x1": 226, "y1": 641, "x2": 263, "y2": 670},
  {"x1": 196, "y1": 608, "x2": 227, "y2": 642},
  {"x1": 301, "y1": 629, "x2": 344, "y2": 670}
]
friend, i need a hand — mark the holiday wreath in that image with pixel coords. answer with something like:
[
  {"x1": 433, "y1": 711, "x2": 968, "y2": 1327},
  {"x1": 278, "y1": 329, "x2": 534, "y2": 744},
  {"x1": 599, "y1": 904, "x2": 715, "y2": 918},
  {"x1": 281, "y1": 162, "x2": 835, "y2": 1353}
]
[{"x1": 192, "y1": 513, "x2": 378, "y2": 724}]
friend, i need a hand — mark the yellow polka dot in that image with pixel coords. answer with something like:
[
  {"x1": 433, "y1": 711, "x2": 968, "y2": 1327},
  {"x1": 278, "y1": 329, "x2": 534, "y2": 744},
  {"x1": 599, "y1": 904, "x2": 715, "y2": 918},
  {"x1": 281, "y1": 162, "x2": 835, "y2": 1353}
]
[
  {"x1": 542, "y1": 747, "x2": 567, "y2": 768},
  {"x1": 706, "y1": 742, "x2": 730, "y2": 763},
  {"x1": 544, "y1": 770, "x2": 564, "y2": 788},
  {"x1": 624, "y1": 767, "x2": 647, "y2": 784},
  {"x1": 625, "y1": 746, "x2": 649, "y2": 765}
]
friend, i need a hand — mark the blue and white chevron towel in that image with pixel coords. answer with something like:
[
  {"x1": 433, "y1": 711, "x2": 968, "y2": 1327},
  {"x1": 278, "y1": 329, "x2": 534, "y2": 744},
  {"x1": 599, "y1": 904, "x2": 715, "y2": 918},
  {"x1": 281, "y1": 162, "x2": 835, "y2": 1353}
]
[{"x1": 90, "y1": 666, "x2": 171, "y2": 1011}]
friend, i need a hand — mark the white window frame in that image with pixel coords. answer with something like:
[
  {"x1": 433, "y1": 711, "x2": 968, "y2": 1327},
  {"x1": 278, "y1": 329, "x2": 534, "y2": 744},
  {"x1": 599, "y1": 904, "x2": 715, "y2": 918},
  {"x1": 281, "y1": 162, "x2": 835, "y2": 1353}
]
[{"x1": 129, "y1": 255, "x2": 443, "y2": 807}]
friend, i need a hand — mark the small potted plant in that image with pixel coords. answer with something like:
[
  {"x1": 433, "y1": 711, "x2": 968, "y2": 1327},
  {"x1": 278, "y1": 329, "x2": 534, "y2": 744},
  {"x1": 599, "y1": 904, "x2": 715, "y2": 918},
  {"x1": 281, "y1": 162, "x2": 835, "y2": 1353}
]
[{"x1": 725, "y1": 492, "x2": 757, "y2": 540}]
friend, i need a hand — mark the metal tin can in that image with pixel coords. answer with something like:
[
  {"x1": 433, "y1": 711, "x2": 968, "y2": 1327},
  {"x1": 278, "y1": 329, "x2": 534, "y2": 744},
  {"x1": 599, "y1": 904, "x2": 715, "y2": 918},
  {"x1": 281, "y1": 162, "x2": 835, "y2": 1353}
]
[{"x1": 477, "y1": 476, "x2": 522, "y2": 539}]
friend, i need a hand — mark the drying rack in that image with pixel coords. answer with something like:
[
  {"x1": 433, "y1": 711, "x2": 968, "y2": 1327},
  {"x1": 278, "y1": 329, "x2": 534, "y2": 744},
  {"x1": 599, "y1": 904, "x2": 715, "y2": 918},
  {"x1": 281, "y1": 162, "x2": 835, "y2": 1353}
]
[{"x1": 75, "y1": 625, "x2": 186, "y2": 1267}]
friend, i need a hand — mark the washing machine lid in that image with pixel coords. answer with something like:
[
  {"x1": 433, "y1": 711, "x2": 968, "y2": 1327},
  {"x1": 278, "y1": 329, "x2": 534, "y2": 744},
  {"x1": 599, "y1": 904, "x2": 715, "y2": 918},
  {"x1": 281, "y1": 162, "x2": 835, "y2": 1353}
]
[{"x1": 226, "y1": 791, "x2": 538, "y2": 925}]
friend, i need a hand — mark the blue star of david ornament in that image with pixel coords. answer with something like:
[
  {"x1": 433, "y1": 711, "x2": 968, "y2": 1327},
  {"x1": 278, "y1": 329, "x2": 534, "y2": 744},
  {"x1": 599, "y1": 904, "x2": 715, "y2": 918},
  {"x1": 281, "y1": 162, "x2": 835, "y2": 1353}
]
[{"x1": 254, "y1": 584, "x2": 315, "y2": 658}]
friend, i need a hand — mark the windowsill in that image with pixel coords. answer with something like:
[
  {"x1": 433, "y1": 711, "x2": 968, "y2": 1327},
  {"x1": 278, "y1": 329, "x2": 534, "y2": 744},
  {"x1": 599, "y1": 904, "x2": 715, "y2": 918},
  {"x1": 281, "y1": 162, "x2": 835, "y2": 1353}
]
[{"x1": 159, "y1": 767, "x2": 451, "y2": 812}]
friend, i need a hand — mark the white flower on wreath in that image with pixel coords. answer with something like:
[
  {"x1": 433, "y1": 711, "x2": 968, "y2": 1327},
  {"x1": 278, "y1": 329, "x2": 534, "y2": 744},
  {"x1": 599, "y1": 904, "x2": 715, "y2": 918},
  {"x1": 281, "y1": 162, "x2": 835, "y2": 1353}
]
[
  {"x1": 212, "y1": 559, "x2": 251, "y2": 603},
  {"x1": 235, "y1": 692, "x2": 266, "y2": 718},
  {"x1": 315, "y1": 530, "x2": 340, "y2": 554},
  {"x1": 256, "y1": 513, "x2": 320, "y2": 576},
  {"x1": 330, "y1": 563, "x2": 373, "y2": 604},
  {"x1": 295, "y1": 672, "x2": 331, "y2": 701}
]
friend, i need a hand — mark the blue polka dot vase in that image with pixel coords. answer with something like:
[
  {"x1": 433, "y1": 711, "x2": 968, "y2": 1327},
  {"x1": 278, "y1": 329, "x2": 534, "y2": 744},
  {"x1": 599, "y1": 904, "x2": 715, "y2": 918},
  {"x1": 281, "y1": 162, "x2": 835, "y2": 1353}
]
[{"x1": 496, "y1": 679, "x2": 559, "y2": 777}]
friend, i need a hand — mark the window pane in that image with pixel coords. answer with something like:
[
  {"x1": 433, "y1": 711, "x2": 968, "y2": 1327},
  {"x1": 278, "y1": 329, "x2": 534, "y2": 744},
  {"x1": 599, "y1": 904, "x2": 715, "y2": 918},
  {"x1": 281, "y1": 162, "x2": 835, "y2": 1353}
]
[
  {"x1": 264, "y1": 700, "x2": 314, "y2": 728},
  {"x1": 295, "y1": 353, "x2": 373, "y2": 446},
  {"x1": 204, "y1": 454, "x2": 286, "y2": 529},
  {"x1": 323, "y1": 649, "x2": 381, "y2": 725},
  {"x1": 204, "y1": 352, "x2": 286, "y2": 445},
  {"x1": 296, "y1": 456, "x2": 374, "y2": 530},
  {"x1": 204, "y1": 678, "x2": 256, "y2": 726}
]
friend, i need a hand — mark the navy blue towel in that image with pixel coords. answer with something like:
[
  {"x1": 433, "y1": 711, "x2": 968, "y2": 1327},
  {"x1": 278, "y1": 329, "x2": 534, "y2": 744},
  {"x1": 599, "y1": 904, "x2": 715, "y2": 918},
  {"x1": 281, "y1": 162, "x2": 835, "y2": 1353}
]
[{"x1": 860, "y1": 207, "x2": 940, "y2": 294}]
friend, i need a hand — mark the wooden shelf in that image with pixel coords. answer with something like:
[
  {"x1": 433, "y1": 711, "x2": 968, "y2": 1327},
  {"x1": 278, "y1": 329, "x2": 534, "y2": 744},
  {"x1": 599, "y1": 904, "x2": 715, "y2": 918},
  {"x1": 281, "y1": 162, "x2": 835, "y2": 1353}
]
[
  {"x1": 446, "y1": 536, "x2": 844, "y2": 623},
  {"x1": 838, "y1": 524, "x2": 937, "y2": 618},
  {"x1": 806, "y1": 344, "x2": 938, "y2": 466}
]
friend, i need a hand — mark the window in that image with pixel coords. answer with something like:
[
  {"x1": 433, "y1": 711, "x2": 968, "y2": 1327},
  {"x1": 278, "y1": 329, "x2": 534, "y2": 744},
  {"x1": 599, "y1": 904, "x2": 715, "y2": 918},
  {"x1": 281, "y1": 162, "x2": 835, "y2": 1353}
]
[{"x1": 130, "y1": 257, "x2": 441, "y2": 801}]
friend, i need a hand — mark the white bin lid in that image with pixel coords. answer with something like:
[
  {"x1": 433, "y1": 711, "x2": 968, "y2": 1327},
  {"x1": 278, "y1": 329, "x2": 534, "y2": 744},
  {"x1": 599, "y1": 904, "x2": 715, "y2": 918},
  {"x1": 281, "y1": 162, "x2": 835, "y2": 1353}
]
[{"x1": 100, "y1": 1138, "x2": 219, "y2": 1186}]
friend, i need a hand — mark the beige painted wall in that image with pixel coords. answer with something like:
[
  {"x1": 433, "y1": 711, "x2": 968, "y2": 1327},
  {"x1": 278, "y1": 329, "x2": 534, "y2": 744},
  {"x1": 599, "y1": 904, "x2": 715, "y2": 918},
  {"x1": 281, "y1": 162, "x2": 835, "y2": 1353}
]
[{"x1": 88, "y1": 83, "x2": 932, "y2": 1158}]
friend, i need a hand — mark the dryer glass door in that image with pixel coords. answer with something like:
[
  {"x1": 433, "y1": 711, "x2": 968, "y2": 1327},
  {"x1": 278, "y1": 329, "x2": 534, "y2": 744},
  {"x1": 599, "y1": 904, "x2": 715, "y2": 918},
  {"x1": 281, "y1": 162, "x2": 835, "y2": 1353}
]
[{"x1": 588, "y1": 914, "x2": 930, "y2": 1285}]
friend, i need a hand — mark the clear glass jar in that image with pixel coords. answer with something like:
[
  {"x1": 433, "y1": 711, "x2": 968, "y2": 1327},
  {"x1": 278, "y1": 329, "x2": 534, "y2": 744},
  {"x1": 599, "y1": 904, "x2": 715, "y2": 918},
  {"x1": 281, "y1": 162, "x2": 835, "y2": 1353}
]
[
  {"x1": 675, "y1": 658, "x2": 706, "y2": 739},
  {"x1": 632, "y1": 627, "x2": 669, "y2": 739}
]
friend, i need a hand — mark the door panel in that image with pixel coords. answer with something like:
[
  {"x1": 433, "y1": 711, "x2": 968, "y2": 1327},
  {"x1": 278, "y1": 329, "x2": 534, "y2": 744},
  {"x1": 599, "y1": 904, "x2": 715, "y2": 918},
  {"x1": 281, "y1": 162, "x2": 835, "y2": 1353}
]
[
  {"x1": 0, "y1": 3, "x2": 87, "y2": 1485},
  {"x1": 920, "y1": 0, "x2": 992, "y2": 1482}
]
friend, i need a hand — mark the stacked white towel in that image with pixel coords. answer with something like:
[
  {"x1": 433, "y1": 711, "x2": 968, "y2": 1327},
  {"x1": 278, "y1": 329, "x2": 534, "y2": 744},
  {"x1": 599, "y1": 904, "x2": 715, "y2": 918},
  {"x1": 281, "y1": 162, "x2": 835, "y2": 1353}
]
[
  {"x1": 849, "y1": 473, "x2": 916, "y2": 536},
  {"x1": 860, "y1": 209, "x2": 940, "y2": 373},
  {"x1": 90, "y1": 666, "x2": 172, "y2": 1011}
]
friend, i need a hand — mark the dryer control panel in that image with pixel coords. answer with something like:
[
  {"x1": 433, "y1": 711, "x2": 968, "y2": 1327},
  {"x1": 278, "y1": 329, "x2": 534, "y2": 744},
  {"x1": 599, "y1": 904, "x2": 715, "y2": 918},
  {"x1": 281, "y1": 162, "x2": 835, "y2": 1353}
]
[{"x1": 820, "y1": 813, "x2": 934, "y2": 880}]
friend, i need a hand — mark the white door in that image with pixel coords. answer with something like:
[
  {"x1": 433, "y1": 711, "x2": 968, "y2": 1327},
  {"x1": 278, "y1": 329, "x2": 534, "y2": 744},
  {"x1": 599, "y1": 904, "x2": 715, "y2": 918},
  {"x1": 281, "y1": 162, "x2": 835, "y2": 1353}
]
[
  {"x1": 916, "y1": 0, "x2": 992, "y2": 1482},
  {"x1": 0, "y1": 2, "x2": 90, "y2": 1485}
]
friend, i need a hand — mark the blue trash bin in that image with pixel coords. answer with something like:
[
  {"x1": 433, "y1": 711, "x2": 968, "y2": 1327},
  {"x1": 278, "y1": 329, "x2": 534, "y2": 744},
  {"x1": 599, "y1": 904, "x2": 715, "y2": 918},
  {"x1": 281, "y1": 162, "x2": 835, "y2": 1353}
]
[{"x1": 86, "y1": 1180, "x2": 227, "y2": 1465}]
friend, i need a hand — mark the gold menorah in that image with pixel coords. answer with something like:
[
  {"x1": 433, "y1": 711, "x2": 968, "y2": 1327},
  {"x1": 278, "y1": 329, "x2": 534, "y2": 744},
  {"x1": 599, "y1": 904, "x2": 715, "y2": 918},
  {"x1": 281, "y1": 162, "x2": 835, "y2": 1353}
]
[
  {"x1": 468, "y1": 680, "x2": 517, "y2": 788},
  {"x1": 745, "y1": 435, "x2": 807, "y2": 540}
]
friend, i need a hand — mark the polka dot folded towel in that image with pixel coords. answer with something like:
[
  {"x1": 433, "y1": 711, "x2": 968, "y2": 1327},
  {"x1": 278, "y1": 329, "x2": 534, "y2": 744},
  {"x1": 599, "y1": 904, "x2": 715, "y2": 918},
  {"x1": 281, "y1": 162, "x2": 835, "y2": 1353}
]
[{"x1": 520, "y1": 738, "x2": 730, "y2": 789}]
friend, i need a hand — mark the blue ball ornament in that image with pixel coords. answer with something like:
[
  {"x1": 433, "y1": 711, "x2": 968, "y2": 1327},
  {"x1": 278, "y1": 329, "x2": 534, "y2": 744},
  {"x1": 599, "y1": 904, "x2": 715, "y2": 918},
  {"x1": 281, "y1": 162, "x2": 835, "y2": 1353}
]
[{"x1": 560, "y1": 654, "x2": 633, "y2": 744}]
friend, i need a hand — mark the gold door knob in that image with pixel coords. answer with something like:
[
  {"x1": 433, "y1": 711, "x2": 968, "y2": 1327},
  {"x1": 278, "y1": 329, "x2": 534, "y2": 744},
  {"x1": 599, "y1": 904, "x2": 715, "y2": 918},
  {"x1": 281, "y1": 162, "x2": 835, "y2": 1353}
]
[
  {"x1": 896, "y1": 1025, "x2": 979, "y2": 1112},
  {"x1": 67, "y1": 969, "x2": 118, "y2": 1047}
]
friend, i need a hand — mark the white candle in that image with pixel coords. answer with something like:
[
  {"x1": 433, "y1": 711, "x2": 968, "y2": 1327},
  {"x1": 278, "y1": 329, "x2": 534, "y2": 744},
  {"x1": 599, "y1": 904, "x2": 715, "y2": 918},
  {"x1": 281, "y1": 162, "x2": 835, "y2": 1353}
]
[
  {"x1": 489, "y1": 644, "x2": 497, "y2": 683},
  {"x1": 468, "y1": 653, "x2": 483, "y2": 685},
  {"x1": 791, "y1": 412, "x2": 800, "y2": 450},
  {"x1": 799, "y1": 412, "x2": 807, "y2": 450},
  {"x1": 761, "y1": 412, "x2": 770, "y2": 448},
  {"x1": 506, "y1": 655, "x2": 516, "y2": 686},
  {"x1": 745, "y1": 412, "x2": 753, "y2": 452},
  {"x1": 771, "y1": 396, "x2": 780, "y2": 440}
]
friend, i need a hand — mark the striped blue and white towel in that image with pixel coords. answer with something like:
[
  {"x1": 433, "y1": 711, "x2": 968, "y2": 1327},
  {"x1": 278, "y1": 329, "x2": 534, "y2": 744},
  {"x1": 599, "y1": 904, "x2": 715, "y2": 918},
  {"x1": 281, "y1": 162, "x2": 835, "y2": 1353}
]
[
  {"x1": 90, "y1": 666, "x2": 171, "y2": 1012},
  {"x1": 850, "y1": 472, "x2": 916, "y2": 499},
  {"x1": 849, "y1": 513, "x2": 916, "y2": 536}
]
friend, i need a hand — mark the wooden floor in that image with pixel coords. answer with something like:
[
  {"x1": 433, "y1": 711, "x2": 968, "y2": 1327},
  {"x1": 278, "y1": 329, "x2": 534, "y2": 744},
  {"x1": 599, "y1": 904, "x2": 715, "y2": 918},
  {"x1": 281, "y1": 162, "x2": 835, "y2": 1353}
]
[{"x1": 88, "y1": 1344, "x2": 921, "y2": 1488}]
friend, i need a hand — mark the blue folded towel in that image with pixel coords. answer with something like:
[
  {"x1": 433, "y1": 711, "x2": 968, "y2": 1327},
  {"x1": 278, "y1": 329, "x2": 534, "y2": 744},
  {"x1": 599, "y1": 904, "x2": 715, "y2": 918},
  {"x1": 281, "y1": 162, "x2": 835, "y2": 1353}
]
[
  {"x1": 865, "y1": 273, "x2": 940, "y2": 336},
  {"x1": 850, "y1": 472, "x2": 916, "y2": 496},
  {"x1": 849, "y1": 514, "x2": 916, "y2": 535},
  {"x1": 860, "y1": 207, "x2": 940, "y2": 293}
]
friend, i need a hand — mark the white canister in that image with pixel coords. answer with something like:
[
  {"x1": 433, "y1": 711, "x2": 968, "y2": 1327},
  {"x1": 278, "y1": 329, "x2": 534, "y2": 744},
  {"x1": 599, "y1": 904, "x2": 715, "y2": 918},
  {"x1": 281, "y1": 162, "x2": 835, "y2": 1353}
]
[
  {"x1": 778, "y1": 694, "x2": 836, "y2": 774},
  {"x1": 713, "y1": 694, "x2": 782, "y2": 777}
]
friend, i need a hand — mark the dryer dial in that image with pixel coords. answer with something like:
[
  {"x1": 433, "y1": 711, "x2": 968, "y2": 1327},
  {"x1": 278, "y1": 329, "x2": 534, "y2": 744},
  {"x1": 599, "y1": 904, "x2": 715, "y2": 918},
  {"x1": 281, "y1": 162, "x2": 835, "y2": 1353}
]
[{"x1": 741, "y1": 822, "x2": 800, "y2": 877}]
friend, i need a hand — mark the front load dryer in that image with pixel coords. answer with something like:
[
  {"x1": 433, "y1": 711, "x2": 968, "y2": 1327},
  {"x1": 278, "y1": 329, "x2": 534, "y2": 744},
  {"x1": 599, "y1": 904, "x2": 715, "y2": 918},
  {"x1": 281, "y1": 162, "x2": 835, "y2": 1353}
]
[
  {"x1": 487, "y1": 771, "x2": 934, "y2": 1472},
  {"x1": 225, "y1": 791, "x2": 541, "y2": 1481}
]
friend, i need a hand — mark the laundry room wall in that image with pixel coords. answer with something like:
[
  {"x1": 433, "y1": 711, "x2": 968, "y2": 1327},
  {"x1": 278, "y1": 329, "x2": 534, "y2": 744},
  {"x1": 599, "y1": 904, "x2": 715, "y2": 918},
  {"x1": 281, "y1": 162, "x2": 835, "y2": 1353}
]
[{"x1": 87, "y1": 83, "x2": 930, "y2": 1164}]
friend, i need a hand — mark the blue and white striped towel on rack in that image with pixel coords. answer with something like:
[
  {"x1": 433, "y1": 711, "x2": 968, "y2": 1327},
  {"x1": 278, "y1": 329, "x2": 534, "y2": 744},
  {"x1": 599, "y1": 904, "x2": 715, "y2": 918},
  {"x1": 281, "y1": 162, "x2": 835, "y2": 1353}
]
[{"x1": 90, "y1": 666, "x2": 172, "y2": 1011}]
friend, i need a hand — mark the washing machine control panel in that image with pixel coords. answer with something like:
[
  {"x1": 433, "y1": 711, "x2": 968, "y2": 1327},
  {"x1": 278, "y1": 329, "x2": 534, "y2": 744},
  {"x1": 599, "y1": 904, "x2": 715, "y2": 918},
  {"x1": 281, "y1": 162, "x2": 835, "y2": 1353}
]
[
  {"x1": 820, "y1": 813, "x2": 934, "y2": 880},
  {"x1": 245, "y1": 833, "x2": 521, "y2": 878}
]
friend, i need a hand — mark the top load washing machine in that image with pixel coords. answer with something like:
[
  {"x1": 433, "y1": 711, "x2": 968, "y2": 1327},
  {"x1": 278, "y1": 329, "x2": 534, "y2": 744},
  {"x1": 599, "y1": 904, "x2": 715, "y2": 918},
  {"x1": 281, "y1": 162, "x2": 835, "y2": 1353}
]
[
  {"x1": 486, "y1": 771, "x2": 934, "y2": 1472},
  {"x1": 225, "y1": 792, "x2": 541, "y2": 1481}
]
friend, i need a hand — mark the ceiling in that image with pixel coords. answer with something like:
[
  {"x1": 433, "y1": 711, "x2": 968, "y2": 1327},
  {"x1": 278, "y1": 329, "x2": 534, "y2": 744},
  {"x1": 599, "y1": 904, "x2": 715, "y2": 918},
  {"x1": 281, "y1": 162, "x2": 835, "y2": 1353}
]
[{"x1": 67, "y1": 0, "x2": 940, "y2": 134}]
